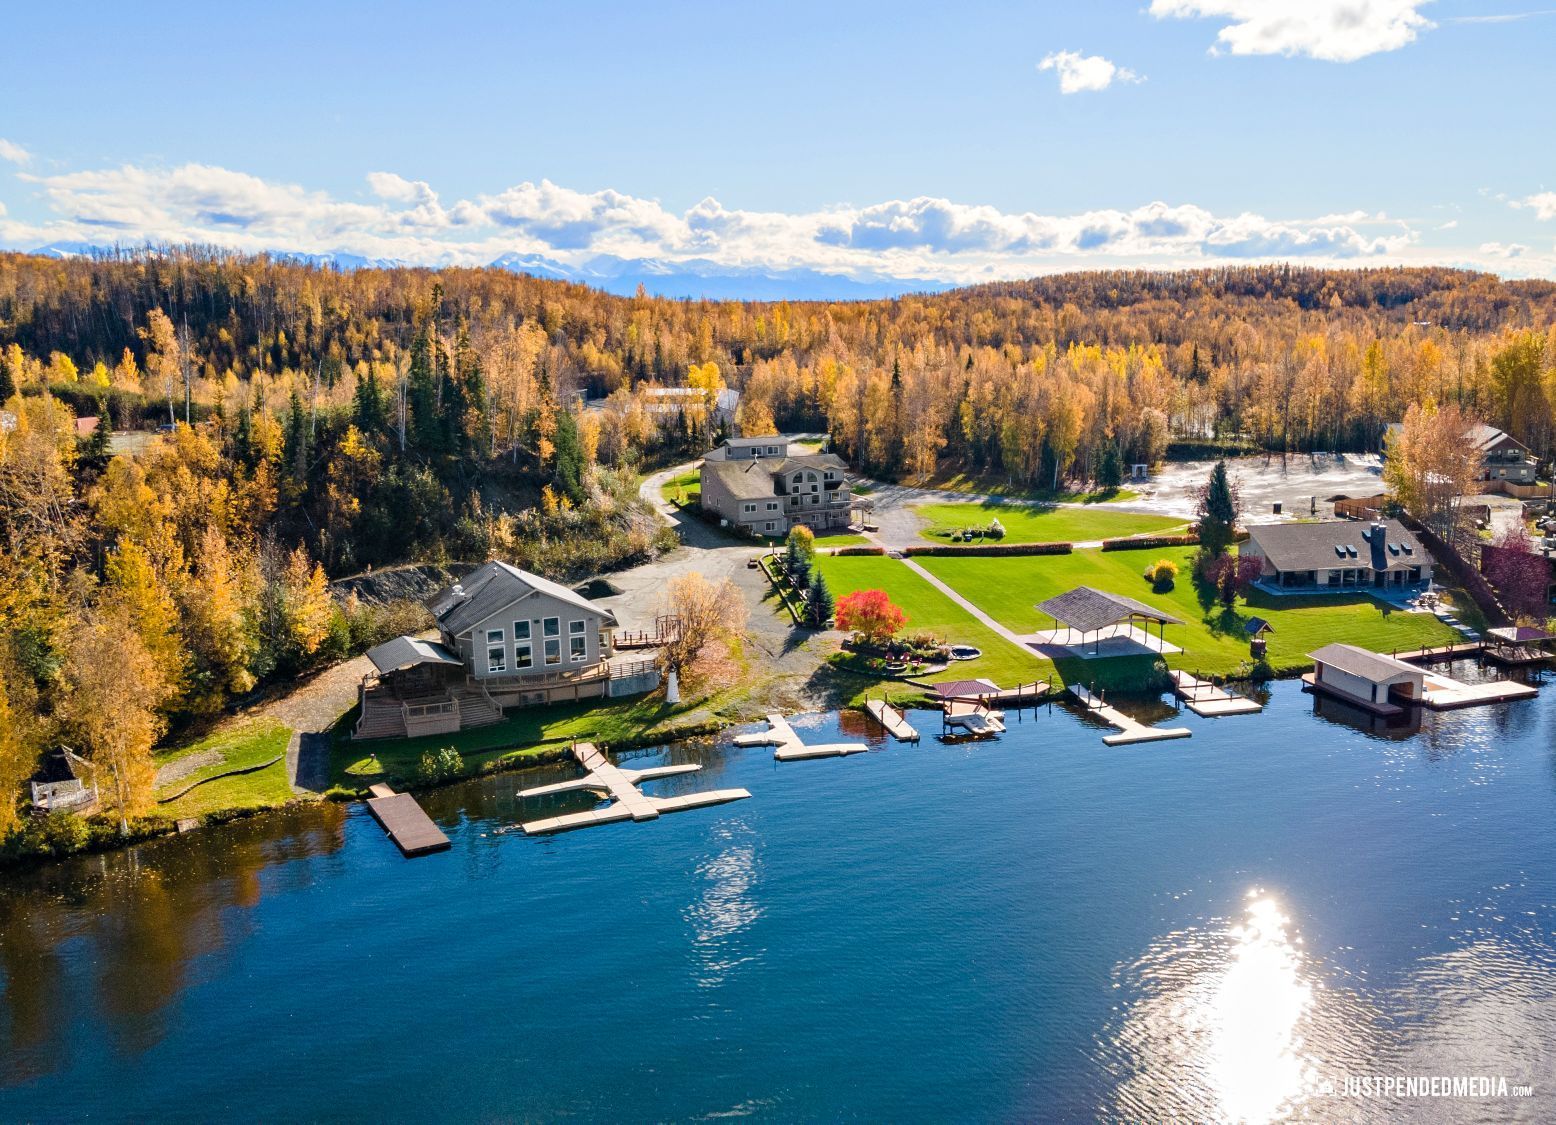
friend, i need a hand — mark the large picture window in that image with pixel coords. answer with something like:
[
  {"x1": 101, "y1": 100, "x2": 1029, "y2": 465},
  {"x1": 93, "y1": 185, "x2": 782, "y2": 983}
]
[
  {"x1": 569, "y1": 619, "x2": 587, "y2": 660},
  {"x1": 544, "y1": 638, "x2": 561, "y2": 665},
  {"x1": 485, "y1": 629, "x2": 506, "y2": 673}
]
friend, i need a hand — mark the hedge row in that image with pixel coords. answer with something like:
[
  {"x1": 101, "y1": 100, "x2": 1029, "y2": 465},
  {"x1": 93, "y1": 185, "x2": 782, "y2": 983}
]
[
  {"x1": 1100, "y1": 532, "x2": 1198, "y2": 551},
  {"x1": 903, "y1": 541, "x2": 1073, "y2": 557},
  {"x1": 830, "y1": 545, "x2": 886, "y2": 556}
]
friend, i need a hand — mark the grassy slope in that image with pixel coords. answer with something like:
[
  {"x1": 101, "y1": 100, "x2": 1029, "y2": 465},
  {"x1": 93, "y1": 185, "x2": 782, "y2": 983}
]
[
  {"x1": 659, "y1": 468, "x2": 701, "y2": 504},
  {"x1": 917, "y1": 545, "x2": 1462, "y2": 679},
  {"x1": 333, "y1": 694, "x2": 719, "y2": 788},
  {"x1": 913, "y1": 501, "x2": 1185, "y2": 544},
  {"x1": 812, "y1": 555, "x2": 1049, "y2": 690},
  {"x1": 154, "y1": 719, "x2": 295, "y2": 818},
  {"x1": 915, "y1": 468, "x2": 1140, "y2": 503}
]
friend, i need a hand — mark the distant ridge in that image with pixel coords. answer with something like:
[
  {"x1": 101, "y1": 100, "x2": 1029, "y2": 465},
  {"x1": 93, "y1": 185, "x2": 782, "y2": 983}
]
[{"x1": 25, "y1": 241, "x2": 956, "y2": 301}]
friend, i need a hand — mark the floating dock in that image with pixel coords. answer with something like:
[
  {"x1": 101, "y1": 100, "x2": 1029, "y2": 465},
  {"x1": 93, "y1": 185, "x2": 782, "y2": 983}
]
[
  {"x1": 366, "y1": 786, "x2": 451, "y2": 856},
  {"x1": 941, "y1": 698, "x2": 1006, "y2": 738},
  {"x1": 1169, "y1": 671, "x2": 1264, "y2": 717},
  {"x1": 864, "y1": 699, "x2": 920, "y2": 742},
  {"x1": 1420, "y1": 672, "x2": 1539, "y2": 709},
  {"x1": 1068, "y1": 685, "x2": 1192, "y2": 746},
  {"x1": 518, "y1": 742, "x2": 750, "y2": 834},
  {"x1": 1391, "y1": 642, "x2": 1485, "y2": 663},
  {"x1": 735, "y1": 715, "x2": 869, "y2": 761}
]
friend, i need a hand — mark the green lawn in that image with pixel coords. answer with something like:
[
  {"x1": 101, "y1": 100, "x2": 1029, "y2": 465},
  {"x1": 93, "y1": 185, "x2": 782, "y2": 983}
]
[
  {"x1": 154, "y1": 718, "x2": 295, "y2": 819},
  {"x1": 917, "y1": 545, "x2": 1463, "y2": 681},
  {"x1": 332, "y1": 694, "x2": 716, "y2": 788},
  {"x1": 812, "y1": 554, "x2": 1049, "y2": 691},
  {"x1": 659, "y1": 468, "x2": 701, "y2": 504},
  {"x1": 913, "y1": 501, "x2": 1186, "y2": 544},
  {"x1": 816, "y1": 533, "x2": 873, "y2": 549}
]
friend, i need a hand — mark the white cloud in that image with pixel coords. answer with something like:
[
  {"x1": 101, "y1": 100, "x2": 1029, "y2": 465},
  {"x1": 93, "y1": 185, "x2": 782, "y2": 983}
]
[
  {"x1": 1513, "y1": 191, "x2": 1556, "y2": 220},
  {"x1": 1149, "y1": 1, "x2": 1435, "y2": 62},
  {"x1": 1038, "y1": 50, "x2": 1142, "y2": 93},
  {"x1": 15, "y1": 155, "x2": 1556, "y2": 283},
  {"x1": 0, "y1": 138, "x2": 30, "y2": 166},
  {"x1": 1479, "y1": 241, "x2": 1529, "y2": 258}
]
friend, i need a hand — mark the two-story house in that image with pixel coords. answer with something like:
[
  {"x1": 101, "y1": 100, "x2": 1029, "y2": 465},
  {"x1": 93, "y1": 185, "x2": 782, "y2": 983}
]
[
  {"x1": 1384, "y1": 421, "x2": 1540, "y2": 486},
  {"x1": 354, "y1": 561, "x2": 658, "y2": 740},
  {"x1": 699, "y1": 436, "x2": 857, "y2": 535}
]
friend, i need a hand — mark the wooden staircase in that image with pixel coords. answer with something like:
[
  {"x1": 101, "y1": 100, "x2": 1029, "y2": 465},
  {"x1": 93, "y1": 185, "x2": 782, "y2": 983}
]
[{"x1": 453, "y1": 687, "x2": 503, "y2": 728}]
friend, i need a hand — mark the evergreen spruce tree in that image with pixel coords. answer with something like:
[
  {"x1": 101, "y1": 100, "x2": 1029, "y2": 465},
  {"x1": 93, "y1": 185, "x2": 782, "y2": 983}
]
[
  {"x1": 352, "y1": 369, "x2": 388, "y2": 435},
  {"x1": 1097, "y1": 444, "x2": 1124, "y2": 491},
  {"x1": 283, "y1": 389, "x2": 309, "y2": 483},
  {"x1": 551, "y1": 410, "x2": 585, "y2": 503},
  {"x1": 807, "y1": 571, "x2": 835, "y2": 628},
  {"x1": 0, "y1": 354, "x2": 15, "y2": 405},
  {"x1": 1196, "y1": 459, "x2": 1240, "y2": 558}
]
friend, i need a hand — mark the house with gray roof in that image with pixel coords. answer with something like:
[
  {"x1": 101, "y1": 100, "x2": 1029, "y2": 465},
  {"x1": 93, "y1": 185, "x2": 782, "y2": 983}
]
[
  {"x1": 1385, "y1": 420, "x2": 1540, "y2": 486},
  {"x1": 699, "y1": 436, "x2": 860, "y2": 536},
  {"x1": 1242, "y1": 518, "x2": 1432, "y2": 592},
  {"x1": 354, "y1": 562, "x2": 657, "y2": 741}
]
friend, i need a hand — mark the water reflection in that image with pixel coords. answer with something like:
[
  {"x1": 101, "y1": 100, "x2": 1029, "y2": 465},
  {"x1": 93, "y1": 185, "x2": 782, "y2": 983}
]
[
  {"x1": 1100, "y1": 890, "x2": 1377, "y2": 1123},
  {"x1": 683, "y1": 825, "x2": 764, "y2": 989},
  {"x1": 0, "y1": 804, "x2": 346, "y2": 1083}
]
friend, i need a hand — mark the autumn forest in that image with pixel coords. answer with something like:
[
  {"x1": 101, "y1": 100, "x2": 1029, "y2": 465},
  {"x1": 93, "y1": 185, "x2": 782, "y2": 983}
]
[{"x1": 2, "y1": 249, "x2": 1556, "y2": 838}]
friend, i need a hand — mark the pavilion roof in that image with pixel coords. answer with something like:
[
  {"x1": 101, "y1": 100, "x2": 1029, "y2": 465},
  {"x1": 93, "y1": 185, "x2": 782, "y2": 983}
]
[{"x1": 1035, "y1": 586, "x2": 1184, "y2": 634}]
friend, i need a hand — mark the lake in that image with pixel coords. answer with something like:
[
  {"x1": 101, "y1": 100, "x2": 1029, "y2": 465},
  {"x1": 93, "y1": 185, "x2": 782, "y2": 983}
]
[{"x1": 2, "y1": 672, "x2": 1553, "y2": 1122}]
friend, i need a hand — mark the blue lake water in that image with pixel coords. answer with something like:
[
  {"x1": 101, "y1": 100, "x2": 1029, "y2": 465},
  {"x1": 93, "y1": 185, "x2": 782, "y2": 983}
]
[{"x1": 2, "y1": 672, "x2": 1554, "y2": 1122}]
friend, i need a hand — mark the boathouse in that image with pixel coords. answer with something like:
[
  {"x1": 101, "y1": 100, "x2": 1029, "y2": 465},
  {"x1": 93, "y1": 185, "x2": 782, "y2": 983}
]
[{"x1": 1306, "y1": 643, "x2": 1425, "y2": 713}]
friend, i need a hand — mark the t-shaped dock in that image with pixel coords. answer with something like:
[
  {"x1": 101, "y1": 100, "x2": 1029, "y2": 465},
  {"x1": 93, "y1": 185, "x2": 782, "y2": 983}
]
[{"x1": 518, "y1": 742, "x2": 751, "y2": 834}]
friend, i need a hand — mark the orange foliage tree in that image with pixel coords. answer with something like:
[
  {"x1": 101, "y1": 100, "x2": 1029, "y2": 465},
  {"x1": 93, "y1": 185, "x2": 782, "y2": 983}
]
[{"x1": 835, "y1": 589, "x2": 907, "y2": 646}]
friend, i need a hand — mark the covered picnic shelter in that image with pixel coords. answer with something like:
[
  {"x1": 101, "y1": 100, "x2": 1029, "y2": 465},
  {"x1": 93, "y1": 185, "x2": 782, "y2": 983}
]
[{"x1": 1033, "y1": 586, "x2": 1184, "y2": 658}]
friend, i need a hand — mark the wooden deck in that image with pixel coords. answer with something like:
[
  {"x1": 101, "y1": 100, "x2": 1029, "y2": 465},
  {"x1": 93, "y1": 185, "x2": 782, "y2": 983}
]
[
  {"x1": 1069, "y1": 685, "x2": 1192, "y2": 745},
  {"x1": 366, "y1": 789, "x2": 452, "y2": 856},
  {"x1": 1169, "y1": 671, "x2": 1264, "y2": 717},
  {"x1": 1391, "y1": 642, "x2": 1484, "y2": 664}
]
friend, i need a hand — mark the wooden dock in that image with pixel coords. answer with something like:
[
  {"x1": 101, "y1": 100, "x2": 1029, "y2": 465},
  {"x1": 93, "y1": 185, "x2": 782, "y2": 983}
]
[
  {"x1": 1392, "y1": 641, "x2": 1484, "y2": 664},
  {"x1": 1169, "y1": 671, "x2": 1263, "y2": 717},
  {"x1": 864, "y1": 699, "x2": 920, "y2": 742},
  {"x1": 366, "y1": 787, "x2": 452, "y2": 857},
  {"x1": 735, "y1": 715, "x2": 869, "y2": 761},
  {"x1": 941, "y1": 698, "x2": 1006, "y2": 738},
  {"x1": 1068, "y1": 685, "x2": 1192, "y2": 746},
  {"x1": 517, "y1": 742, "x2": 749, "y2": 835},
  {"x1": 1421, "y1": 673, "x2": 1539, "y2": 709}
]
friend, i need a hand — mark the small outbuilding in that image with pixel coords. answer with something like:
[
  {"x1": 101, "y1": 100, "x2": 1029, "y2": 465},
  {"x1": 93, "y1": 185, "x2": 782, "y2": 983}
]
[{"x1": 1305, "y1": 643, "x2": 1426, "y2": 714}]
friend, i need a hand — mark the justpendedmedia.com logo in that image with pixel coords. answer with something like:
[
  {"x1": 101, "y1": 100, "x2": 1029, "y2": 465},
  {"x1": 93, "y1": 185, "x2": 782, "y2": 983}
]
[{"x1": 1319, "y1": 1075, "x2": 1534, "y2": 1100}]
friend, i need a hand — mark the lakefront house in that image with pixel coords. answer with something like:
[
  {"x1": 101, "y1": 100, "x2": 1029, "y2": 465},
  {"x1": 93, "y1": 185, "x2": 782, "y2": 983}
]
[
  {"x1": 354, "y1": 561, "x2": 658, "y2": 740},
  {"x1": 1242, "y1": 519, "x2": 1433, "y2": 592},
  {"x1": 699, "y1": 435, "x2": 862, "y2": 536},
  {"x1": 1384, "y1": 421, "x2": 1541, "y2": 488}
]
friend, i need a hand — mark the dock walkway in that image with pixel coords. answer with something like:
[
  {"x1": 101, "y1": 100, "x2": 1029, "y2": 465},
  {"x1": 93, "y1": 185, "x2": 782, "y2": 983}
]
[
  {"x1": 366, "y1": 786, "x2": 451, "y2": 856},
  {"x1": 735, "y1": 715, "x2": 869, "y2": 761},
  {"x1": 1069, "y1": 685, "x2": 1192, "y2": 746},
  {"x1": 518, "y1": 742, "x2": 750, "y2": 834},
  {"x1": 865, "y1": 699, "x2": 920, "y2": 742},
  {"x1": 1169, "y1": 671, "x2": 1263, "y2": 717}
]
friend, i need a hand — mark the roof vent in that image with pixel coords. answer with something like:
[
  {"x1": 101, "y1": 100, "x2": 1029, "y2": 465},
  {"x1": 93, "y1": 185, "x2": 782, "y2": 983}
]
[
  {"x1": 451, "y1": 583, "x2": 466, "y2": 600},
  {"x1": 1403, "y1": 543, "x2": 1413, "y2": 555},
  {"x1": 1335, "y1": 545, "x2": 1346, "y2": 557}
]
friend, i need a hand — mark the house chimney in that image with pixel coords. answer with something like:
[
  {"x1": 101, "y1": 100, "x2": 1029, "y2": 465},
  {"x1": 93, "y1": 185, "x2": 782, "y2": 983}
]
[
  {"x1": 1371, "y1": 520, "x2": 1386, "y2": 547},
  {"x1": 451, "y1": 583, "x2": 466, "y2": 600}
]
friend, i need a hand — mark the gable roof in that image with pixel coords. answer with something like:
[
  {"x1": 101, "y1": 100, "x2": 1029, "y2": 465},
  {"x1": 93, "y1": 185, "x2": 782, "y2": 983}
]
[
  {"x1": 769, "y1": 453, "x2": 848, "y2": 476},
  {"x1": 1246, "y1": 519, "x2": 1425, "y2": 573},
  {"x1": 1309, "y1": 643, "x2": 1425, "y2": 684},
  {"x1": 935, "y1": 678, "x2": 1001, "y2": 699},
  {"x1": 1244, "y1": 616, "x2": 1274, "y2": 636},
  {"x1": 1035, "y1": 586, "x2": 1184, "y2": 633},
  {"x1": 702, "y1": 458, "x2": 782, "y2": 500},
  {"x1": 431, "y1": 561, "x2": 618, "y2": 636},
  {"x1": 365, "y1": 635, "x2": 464, "y2": 675}
]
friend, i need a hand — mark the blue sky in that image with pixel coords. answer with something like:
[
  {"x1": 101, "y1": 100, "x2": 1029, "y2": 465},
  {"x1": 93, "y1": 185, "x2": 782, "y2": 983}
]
[{"x1": 2, "y1": 0, "x2": 1554, "y2": 283}]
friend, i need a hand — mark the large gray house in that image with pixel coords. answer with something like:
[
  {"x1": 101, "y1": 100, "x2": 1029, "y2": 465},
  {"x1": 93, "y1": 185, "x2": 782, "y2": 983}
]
[
  {"x1": 699, "y1": 436, "x2": 861, "y2": 536},
  {"x1": 1243, "y1": 518, "x2": 1432, "y2": 592},
  {"x1": 355, "y1": 562, "x2": 657, "y2": 740}
]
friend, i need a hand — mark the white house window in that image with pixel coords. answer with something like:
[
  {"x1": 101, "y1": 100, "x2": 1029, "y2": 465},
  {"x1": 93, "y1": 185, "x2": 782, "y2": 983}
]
[
  {"x1": 544, "y1": 638, "x2": 561, "y2": 665},
  {"x1": 543, "y1": 617, "x2": 560, "y2": 638},
  {"x1": 743, "y1": 503, "x2": 756, "y2": 514},
  {"x1": 765, "y1": 521, "x2": 777, "y2": 532},
  {"x1": 485, "y1": 628, "x2": 507, "y2": 673},
  {"x1": 569, "y1": 619, "x2": 587, "y2": 660}
]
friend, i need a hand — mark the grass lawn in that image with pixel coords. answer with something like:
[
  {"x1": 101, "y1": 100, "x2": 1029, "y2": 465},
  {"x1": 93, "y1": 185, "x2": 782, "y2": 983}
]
[
  {"x1": 917, "y1": 546, "x2": 1463, "y2": 683},
  {"x1": 659, "y1": 468, "x2": 701, "y2": 504},
  {"x1": 813, "y1": 554, "x2": 1050, "y2": 693},
  {"x1": 154, "y1": 718, "x2": 295, "y2": 819},
  {"x1": 332, "y1": 694, "x2": 716, "y2": 788},
  {"x1": 913, "y1": 501, "x2": 1185, "y2": 544},
  {"x1": 816, "y1": 533, "x2": 873, "y2": 549}
]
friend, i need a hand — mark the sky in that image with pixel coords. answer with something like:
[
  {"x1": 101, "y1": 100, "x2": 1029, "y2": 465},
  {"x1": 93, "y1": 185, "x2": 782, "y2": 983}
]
[{"x1": 2, "y1": 0, "x2": 1555, "y2": 286}]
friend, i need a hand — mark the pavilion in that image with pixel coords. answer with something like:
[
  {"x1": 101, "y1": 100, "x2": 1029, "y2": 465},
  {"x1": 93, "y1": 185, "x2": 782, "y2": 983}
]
[{"x1": 1032, "y1": 586, "x2": 1184, "y2": 658}]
